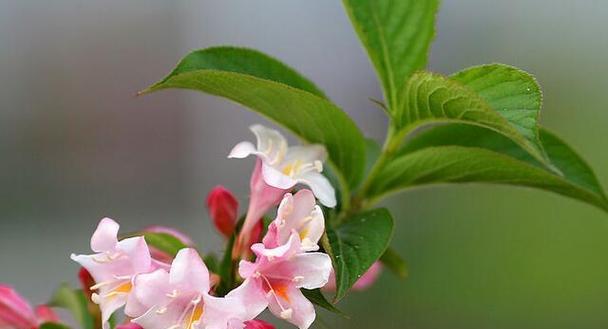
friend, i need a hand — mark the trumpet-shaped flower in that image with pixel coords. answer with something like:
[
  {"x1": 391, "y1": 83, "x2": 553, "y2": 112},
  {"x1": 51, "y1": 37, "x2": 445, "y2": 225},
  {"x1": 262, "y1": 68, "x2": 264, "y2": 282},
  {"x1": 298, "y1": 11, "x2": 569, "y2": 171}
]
[
  {"x1": 262, "y1": 190, "x2": 324, "y2": 253},
  {"x1": 229, "y1": 125, "x2": 335, "y2": 257},
  {"x1": 71, "y1": 218, "x2": 153, "y2": 329},
  {"x1": 0, "y1": 284, "x2": 59, "y2": 329},
  {"x1": 229, "y1": 125, "x2": 335, "y2": 208},
  {"x1": 128, "y1": 248, "x2": 266, "y2": 329},
  {"x1": 238, "y1": 235, "x2": 332, "y2": 329}
]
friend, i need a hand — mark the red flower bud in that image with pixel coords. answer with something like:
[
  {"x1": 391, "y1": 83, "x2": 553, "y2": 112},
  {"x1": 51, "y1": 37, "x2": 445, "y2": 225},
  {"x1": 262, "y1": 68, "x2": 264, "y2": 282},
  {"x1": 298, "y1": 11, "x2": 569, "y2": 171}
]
[
  {"x1": 206, "y1": 185, "x2": 238, "y2": 238},
  {"x1": 244, "y1": 319, "x2": 275, "y2": 329},
  {"x1": 78, "y1": 267, "x2": 95, "y2": 298}
]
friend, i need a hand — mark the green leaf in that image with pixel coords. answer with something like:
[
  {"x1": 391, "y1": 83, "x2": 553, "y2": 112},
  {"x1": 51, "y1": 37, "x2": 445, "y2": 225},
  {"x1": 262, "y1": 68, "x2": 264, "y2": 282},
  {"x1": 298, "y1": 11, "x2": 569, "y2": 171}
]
[
  {"x1": 148, "y1": 46, "x2": 326, "y2": 98},
  {"x1": 451, "y1": 64, "x2": 543, "y2": 150},
  {"x1": 48, "y1": 284, "x2": 95, "y2": 329},
  {"x1": 301, "y1": 289, "x2": 345, "y2": 316},
  {"x1": 399, "y1": 124, "x2": 607, "y2": 210},
  {"x1": 342, "y1": 0, "x2": 440, "y2": 110},
  {"x1": 142, "y1": 47, "x2": 366, "y2": 187},
  {"x1": 367, "y1": 142, "x2": 608, "y2": 212},
  {"x1": 40, "y1": 322, "x2": 72, "y2": 329},
  {"x1": 395, "y1": 71, "x2": 548, "y2": 166},
  {"x1": 142, "y1": 232, "x2": 189, "y2": 257},
  {"x1": 380, "y1": 247, "x2": 408, "y2": 279},
  {"x1": 325, "y1": 208, "x2": 394, "y2": 301}
]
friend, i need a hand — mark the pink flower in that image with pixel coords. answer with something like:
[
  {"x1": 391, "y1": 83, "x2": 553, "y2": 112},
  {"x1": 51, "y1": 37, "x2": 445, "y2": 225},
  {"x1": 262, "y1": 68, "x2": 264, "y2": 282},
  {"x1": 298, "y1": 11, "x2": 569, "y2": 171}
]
[
  {"x1": 206, "y1": 186, "x2": 239, "y2": 238},
  {"x1": 71, "y1": 218, "x2": 154, "y2": 329},
  {"x1": 0, "y1": 284, "x2": 59, "y2": 329},
  {"x1": 143, "y1": 226, "x2": 195, "y2": 264},
  {"x1": 128, "y1": 249, "x2": 266, "y2": 329},
  {"x1": 229, "y1": 125, "x2": 335, "y2": 208},
  {"x1": 262, "y1": 190, "x2": 324, "y2": 253},
  {"x1": 232, "y1": 159, "x2": 286, "y2": 259},
  {"x1": 324, "y1": 261, "x2": 382, "y2": 291},
  {"x1": 229, "y1": 125, "x2": 335, "y2": 259},
  {"x1": 243, "y1": 319, "x2": 274, "y2": 329},
  {"x1": 238, "y1": 235, "x2": 332, "y2": 329}
]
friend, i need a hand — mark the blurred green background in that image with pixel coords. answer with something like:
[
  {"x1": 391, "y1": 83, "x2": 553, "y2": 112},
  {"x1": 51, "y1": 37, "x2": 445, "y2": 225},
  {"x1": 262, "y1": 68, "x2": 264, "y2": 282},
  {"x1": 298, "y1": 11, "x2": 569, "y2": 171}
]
[{"x1": 1, "y1": 1, "x2": 607, "y2": 328}]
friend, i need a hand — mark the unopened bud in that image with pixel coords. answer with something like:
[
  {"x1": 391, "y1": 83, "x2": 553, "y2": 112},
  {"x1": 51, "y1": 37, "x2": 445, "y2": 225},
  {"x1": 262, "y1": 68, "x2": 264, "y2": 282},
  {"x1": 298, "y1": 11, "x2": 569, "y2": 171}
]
[{"x1": 206, "y1": 185, "x2": 238, "y2": 238}]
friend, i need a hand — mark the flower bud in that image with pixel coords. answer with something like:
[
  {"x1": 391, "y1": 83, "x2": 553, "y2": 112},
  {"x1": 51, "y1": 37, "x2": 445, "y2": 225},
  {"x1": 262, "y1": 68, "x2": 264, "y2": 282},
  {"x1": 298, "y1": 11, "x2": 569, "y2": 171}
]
[
  {"x1": 206, "y1": 185, "x2": 239, "y2": 238},
  {"x1": 244, "y1": 319, "x2": 275, "y2": 329},
  {"x1": 34, "y1": 305, "x2": 59, "y2": 323},
  {"x1": 0, "y1": 284, "x2": 38, "y2": 329},
  {"x1": 78, "y1": 267, "x2": 95, "y2": 298}
]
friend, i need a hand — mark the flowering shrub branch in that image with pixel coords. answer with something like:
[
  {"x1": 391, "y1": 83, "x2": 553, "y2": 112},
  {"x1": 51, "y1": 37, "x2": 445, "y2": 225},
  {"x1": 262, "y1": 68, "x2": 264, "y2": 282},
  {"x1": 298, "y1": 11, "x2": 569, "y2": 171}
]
[{"x1": 3, "y1": 1, "x2": 607, "y2": 329}]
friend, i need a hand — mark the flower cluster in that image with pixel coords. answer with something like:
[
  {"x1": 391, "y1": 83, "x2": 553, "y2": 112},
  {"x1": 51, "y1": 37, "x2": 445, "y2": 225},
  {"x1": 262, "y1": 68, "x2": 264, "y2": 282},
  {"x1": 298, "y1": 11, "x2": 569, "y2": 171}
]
[
  {"x1": 69, "y1": 125, "x2": 341, "y2": 329},
  {"x1": 1, "y1": 125, "x2": 381, "y2": 329}
]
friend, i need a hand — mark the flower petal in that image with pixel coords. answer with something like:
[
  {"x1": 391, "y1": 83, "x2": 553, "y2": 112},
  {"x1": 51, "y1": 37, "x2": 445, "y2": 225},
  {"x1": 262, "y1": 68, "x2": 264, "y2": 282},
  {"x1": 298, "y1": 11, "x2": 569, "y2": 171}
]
[
  {"x1": 90, "y1": 218, "x2": 120, "y2": 253},
  {"x1": 297, "y1": 172, "x2": 336, "y2": 208},
  {"x1": 299, "y1": 205, "x2": 324, "y2": 252},
  {"x1": 250, "y1": 124, "x2": 288, "y2": 165},
  {"x1": 169, "y1": 248, "x2": 209, "y2": 293},
  {"x1": 116, "y1": 237, "x2": 152, "y2": 274},
  {"x1": 285, "y1": 253, "x2": 332, "y2": 290},
  {"x1": 125, "y1": 269, "x2": 170, "y2": 318},
  {"x1": 225, "y1": 279, "x2": 268, "y2": 321},
  {"x1": 261, "y1": 163, "x2": 297, "y2": 189},
  {"x1": 282, "y1": 145, "x2": 327, "y2": 165},
  {"x1": 228, "y1": 141, "x2": 257, "y2": 159},
  {"x1": 266, "y1": 285, "x2": 315, "y2": 329},
  {"x1": 250, "y1": 233, "x2": 301, "y2": 260}
]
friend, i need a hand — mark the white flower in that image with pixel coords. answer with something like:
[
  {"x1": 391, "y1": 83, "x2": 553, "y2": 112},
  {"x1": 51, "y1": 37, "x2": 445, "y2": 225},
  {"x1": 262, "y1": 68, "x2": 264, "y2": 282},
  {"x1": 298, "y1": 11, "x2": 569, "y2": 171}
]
[{"x1": 229, "y1": 124, "x2": 336, "y2": 208}]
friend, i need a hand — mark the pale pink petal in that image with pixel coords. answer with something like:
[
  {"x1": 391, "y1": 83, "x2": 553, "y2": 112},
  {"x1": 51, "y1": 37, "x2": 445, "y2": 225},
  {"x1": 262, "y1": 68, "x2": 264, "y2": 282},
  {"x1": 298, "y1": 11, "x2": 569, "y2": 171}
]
[
  {"x1": 267, "y1": 285, "x2": 315, "y2": 329},
  {"x1": 90, "y1": 218, "x2": 120, "y2": 253},
  {"x1": 202, "y1": 293, "x2": 260, "y2": 329},
  {"x1": 169, "y1": 249, "x2": 209, "y2": 293},
  {"x1": 125, "y1": 269, "x2": 170, "y2": 318},
  {"x1": 299, "y1": 206, "x2": 324, "y2": 251},
  {"x1": 237, "y1": 260, "x2": 258, "y2": 279},
  {"x1": 236, "y1": 160, "x2": 287, "y2": 258},
  {"x1": 250, "y1": 233, "x2": 301, "y2": 259},
  {"x1": 287, "y1": 190, "x2": 317, "y2": 224},
  {"x1": 228, "y1": 141, "x2": 257, "y2": 159},
  {"x1": 132, "y1": 297, "x2": 190, "y2": 329},
  {"x1": 94, "y1": 291, "x2": 128, "y2": 328},
  {"x1": 116, "y1": 237, "x2": 152, "y2": 273},
  {"x1": 225, "y1": 279, "x2": 268, "y2": 321},
  {"x1": 297, "y1": 172, "x2": 336, "y2": 208},
  {"x1": 261, "y1": 163, "x2": 297, "y2": 189},
  {"x1": 272, "y1": 253, "x2": 332, "y2": 290}
]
